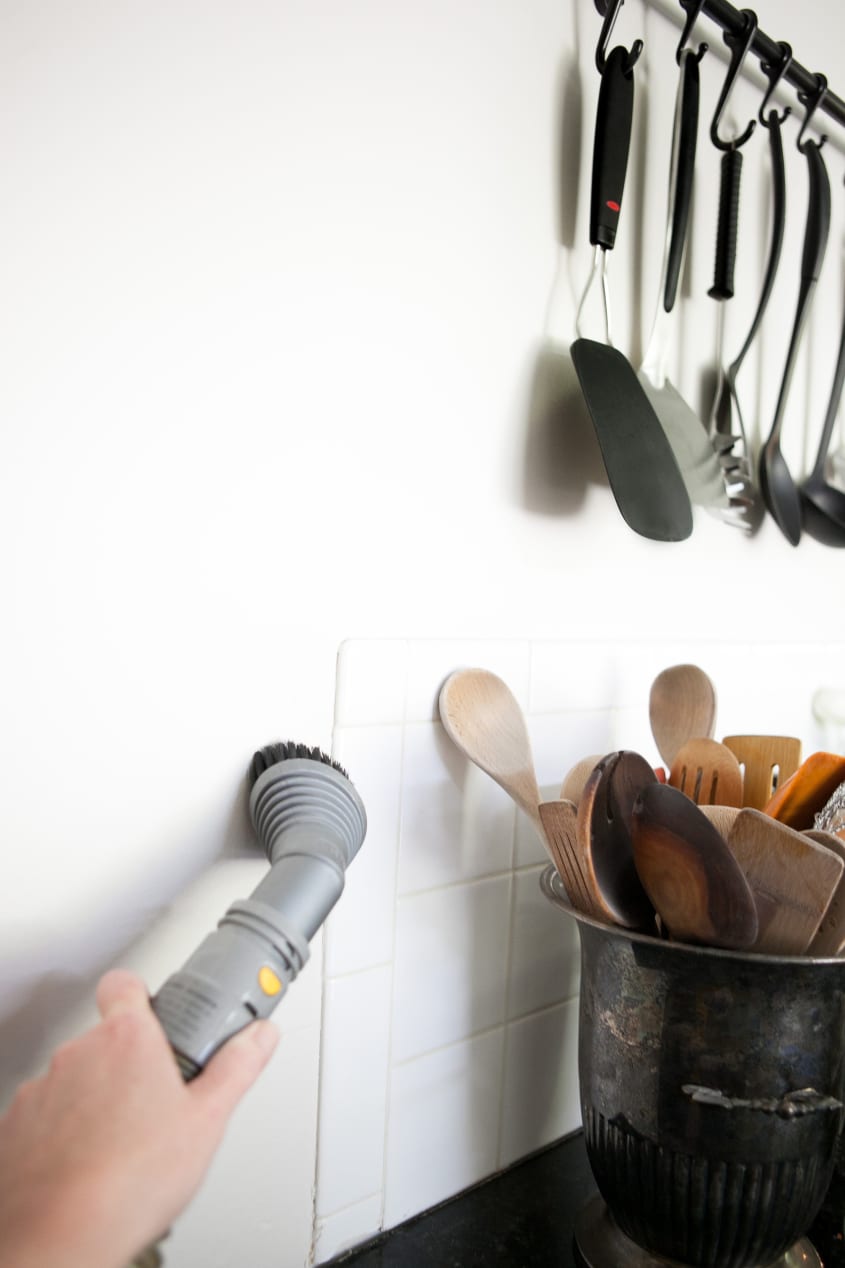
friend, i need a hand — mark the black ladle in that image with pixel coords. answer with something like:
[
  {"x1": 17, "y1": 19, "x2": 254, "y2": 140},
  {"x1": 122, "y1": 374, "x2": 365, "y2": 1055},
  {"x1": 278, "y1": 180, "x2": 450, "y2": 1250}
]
[
  {"x1": 800, "y1": 281, "x2": 845, "y2": 547},
  {"x1": 759, "y1": 137, "x2": 831, "y2": 545}
]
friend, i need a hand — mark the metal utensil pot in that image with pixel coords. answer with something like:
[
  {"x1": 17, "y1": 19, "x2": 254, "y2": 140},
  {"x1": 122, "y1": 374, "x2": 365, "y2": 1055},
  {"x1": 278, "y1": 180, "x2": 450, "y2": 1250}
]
[{"x1": 541, "y1": 867, "x2": 845, "y2": 1268}]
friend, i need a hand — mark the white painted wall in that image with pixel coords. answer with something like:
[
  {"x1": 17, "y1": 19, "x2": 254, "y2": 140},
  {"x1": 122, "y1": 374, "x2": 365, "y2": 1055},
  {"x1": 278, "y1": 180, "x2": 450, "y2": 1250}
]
[{"x1": 2, "y1": 0, "x2": 845, "y2": 1265}]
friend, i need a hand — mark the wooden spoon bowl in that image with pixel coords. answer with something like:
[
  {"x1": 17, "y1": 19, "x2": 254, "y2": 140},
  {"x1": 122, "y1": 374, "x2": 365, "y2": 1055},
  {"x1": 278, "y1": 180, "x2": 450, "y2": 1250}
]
[
  {"x1": 577, "y1": 751, "x2": 657, "y2": 930},
  {"x1": 631, "y1": 782, "x2": 758, "y2": 950}
]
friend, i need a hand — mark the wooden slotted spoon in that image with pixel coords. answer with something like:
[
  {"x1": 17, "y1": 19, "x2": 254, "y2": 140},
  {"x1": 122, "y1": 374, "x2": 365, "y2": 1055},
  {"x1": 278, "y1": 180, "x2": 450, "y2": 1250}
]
[
  {"x1": 721, "y1": 734, "x2": 802, "y2": 809},
  {"x1": 669, "y1": 738, "x2": 743, "y2": 807}
]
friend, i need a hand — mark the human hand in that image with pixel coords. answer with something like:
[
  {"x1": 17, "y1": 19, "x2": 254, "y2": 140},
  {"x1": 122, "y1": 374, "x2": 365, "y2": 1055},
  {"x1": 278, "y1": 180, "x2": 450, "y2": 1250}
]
[{"x1": 0, "y1": 969, "x2": 278, "y2": 1268}]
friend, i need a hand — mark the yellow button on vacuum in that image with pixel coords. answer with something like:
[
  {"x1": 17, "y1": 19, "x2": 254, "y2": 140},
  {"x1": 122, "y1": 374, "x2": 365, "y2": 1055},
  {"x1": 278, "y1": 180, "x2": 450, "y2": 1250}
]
[{"x1": 258, "y1": 966, "x2": 283, "y2": 997}]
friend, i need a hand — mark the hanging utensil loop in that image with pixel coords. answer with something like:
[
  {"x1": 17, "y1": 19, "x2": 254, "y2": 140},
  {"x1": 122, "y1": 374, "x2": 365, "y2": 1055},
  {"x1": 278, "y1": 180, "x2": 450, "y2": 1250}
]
[
  {"x1": 758, "y1": 41, "x2": 793, "y2": 127},
  {"x1": 676, "y1": 1, "x2": 708, "y2": 66},
  {"x1": 796, "y1": 72, "x2": 829, "y2": 152},
  {"x1": 710, "y1": 8, "x2": 759, "y2": 152},
  {"x1": 593, "y1": 0, "x2": 643, "y2": 77}
]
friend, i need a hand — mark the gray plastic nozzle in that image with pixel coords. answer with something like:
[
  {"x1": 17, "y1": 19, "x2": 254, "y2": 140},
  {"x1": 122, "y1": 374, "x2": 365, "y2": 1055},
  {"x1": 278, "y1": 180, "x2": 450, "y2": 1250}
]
[{"x1": 152, "y1": 753, "x2": 366, "y2": 1076}]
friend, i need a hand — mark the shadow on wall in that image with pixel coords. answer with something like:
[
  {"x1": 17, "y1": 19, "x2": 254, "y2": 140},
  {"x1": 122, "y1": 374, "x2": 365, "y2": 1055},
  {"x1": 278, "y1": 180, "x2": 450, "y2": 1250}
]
[
  {"x1": 521, "y1": 342, "x2": 608, "y2": 515},
  {"x1": 0, "y1": 775, "x2": 259, "y2": 1110}
]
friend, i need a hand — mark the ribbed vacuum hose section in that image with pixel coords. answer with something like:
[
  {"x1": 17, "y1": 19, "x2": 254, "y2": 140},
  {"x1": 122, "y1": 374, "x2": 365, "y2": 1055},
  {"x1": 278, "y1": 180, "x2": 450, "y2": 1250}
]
[{"x1": 248, "y1": 759, "x2": 367, "y2": 871}]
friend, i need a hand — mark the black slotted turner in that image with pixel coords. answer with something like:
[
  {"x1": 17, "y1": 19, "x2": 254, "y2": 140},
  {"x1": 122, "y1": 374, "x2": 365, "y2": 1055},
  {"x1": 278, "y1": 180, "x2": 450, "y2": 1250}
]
[{"x1": 571, "y1": 44, "x2": 693, "y2": 543}]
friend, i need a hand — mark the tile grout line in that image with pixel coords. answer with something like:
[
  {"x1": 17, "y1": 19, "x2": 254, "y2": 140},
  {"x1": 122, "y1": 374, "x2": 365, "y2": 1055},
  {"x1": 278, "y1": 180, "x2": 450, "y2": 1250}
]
[{"x1": 375, "y1": 640, "x2": 411, "y2": 1237}]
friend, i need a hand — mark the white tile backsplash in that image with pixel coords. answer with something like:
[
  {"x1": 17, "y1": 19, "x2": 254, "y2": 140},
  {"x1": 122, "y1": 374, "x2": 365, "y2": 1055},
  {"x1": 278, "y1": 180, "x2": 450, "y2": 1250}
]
[
  {"x1": 391, "y1": 876, "x2": 512, "y2": 1063},
  {"x1": 316, "y1": 636, "x2": 840, "y2": 1263},
  {"x1": 325, "y1": 724, "x2": 403, "y2": 977},
  {"x1": 499, "y1": 998, "x2": 582, "y2": 1169},
  {"x1": 506, "y1": 866, "x2": 580, "y2": 1021},
  {"x1": 383, "y1": 1028, "x2": 505, "y2": 1228},
  {"x1": 397, "y1": 720, "x2": 515, "y2": 894},
  {"x1": 316, "y1": 966, "x2": 393, "y2": 1217}
]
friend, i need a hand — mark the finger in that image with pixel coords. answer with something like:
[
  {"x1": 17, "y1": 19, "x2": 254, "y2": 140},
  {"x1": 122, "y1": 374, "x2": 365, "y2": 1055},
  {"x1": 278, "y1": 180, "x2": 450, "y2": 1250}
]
[
  {"x1": 191, "y1": 1022, "x2": 278, "y2": 1120},
  {"x1": 96, "y1": 969, "x2": 151, "y2": 1020}
]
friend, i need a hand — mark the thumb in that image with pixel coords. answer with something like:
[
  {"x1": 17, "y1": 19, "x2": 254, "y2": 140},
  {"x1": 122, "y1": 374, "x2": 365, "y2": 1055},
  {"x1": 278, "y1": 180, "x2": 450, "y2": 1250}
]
[{"x1": 191, "y1": 1022, "x2": 279, "y2": 1119}]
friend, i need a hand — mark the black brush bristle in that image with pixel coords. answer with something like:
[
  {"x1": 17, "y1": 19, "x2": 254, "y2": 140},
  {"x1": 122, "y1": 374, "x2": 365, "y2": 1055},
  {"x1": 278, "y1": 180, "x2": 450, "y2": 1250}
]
[{"x1": 249, "y1": 741, "x2": 348, "y2": 787}]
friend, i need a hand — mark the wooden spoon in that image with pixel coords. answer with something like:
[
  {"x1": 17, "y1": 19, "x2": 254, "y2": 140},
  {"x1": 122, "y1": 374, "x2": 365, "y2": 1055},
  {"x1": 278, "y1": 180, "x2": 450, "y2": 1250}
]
[
  {"x1": 805, "y1": 830, "x2": 845, "y2": 955},
  {"x1": 438, "y1": 668, "x2": 543, "y2": 833},
  {"x1": 726, "y1": 809, "x2": 844, "y2": 955},
  {"x1": 721, "y1": 735, "x2": 802, "y2": 809},
  {"x1": 631, "y1": 782, "x2": 758, "y2": 950},
  {"x1": 763, "y1": 752, "x2": 845, "y2": 830},
  {"x1": 648, "y1": 664, "x2": 716, "y2": 767},
  {"x1": 576, "y1": 751, "x2": 658, "y2": 931},
  {"x1": 669, "y1": 737, "x2": 743, "y2": 807},
  {"x1": 560, "y1": 754, "x2": 602, "y2": 808},
  {"x1": 699, "y1": 804, "x2": 740, "y2": 837}
]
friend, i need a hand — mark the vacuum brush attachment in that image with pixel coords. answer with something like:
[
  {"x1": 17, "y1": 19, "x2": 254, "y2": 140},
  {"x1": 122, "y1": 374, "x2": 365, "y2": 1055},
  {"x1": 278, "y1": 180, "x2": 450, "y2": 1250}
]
[{"x1": 152, "y1": 741, "x2": 367, "y2": 1079}]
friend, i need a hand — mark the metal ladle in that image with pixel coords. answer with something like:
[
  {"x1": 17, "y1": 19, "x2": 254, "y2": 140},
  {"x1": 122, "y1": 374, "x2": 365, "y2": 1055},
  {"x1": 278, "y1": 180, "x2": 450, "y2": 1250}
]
[{"x1": 800, "y1": 239, "x2": 845, "y2": 546}]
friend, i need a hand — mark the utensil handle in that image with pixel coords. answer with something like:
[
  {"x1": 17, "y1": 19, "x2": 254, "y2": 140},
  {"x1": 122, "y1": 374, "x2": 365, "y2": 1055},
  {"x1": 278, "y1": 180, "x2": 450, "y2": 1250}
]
[
  {"x1": 664, "y1": 51, "x2": 699, "y2": 313},
  {"x1": 811, "y1": 277, "x2": 845, "y2": 478},
  {"x1": 708, "y1": 149, "x2": 742, "y2": 301},
  {"x1": 728, "y1": 113, "x2": 786, "y2": 376},
  {"x1": 801, "y1": 140, "x2": 831, "y2": 284},
  {"x1": 589, "y1": 44, "x2": 634, "y2": 251}
]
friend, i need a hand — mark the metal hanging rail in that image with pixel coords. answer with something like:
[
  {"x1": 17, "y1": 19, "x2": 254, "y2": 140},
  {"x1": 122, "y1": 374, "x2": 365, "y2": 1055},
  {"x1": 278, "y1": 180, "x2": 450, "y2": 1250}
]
[{"x1": 595, "y1": 0, "x2": 845, "y2": 133}]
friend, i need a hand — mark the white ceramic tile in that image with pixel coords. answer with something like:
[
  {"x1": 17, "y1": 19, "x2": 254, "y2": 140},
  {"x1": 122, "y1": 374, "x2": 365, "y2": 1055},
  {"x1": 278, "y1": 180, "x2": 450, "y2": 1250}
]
[
  {"x1": 169, "y1": 1021, "x2": 320, "y2": 1268},
  {"x1": 530, "y1": 708, "x2": 615, "y2": 794},
  {"x1": 334, "y1": 640, "x2": 408, "y2": 727},
  {"x1": 383, "y1": 1028, "x2": 505, "y2": 1229},
  {"x1": 499, "y1": 998, "x2": 582, "y2": 1169},
  {"x1": 507, "y1": 866, "x2": 580, "y2": 1021},
  {"x1": 325, "y1": 725, "x2": 402, "y2": 976},
  {"x1": 609, "y1": 706, "x2": 660, "y2": 769},
  {"x1": 391, "y1": 876, "x2": 512, "y2": 1062},
  {"x1": 398, "y1": 720, "x2": 515, "y2": 894},
  {"x1": 405, "y1": 639, "x2": 531, "y2": 723},
  {"x1": 313, "y1": 1194, "x2": 383, "y2": 1266},
  {"x1": 316, "y1": 966, "x2": 393, "y2": 1216}
]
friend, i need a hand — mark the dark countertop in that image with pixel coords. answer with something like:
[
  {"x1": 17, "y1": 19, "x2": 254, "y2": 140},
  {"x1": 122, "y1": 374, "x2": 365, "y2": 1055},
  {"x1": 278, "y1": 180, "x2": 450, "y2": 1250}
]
[{"x1": 325, "y1": 1131, "x2": 597, "y2": 1267}]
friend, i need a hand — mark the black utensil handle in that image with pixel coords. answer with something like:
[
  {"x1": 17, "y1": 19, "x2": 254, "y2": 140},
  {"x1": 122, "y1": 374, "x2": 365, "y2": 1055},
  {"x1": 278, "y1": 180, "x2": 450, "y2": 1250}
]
[
  {"x1": 664, "y1": 51, "x2": 700, "y2": 313},
  {"x1": 728, "y1": 112, "x2": 786, "y2": 375},
  {"x1": 708, "y1": 148, "x2": 742, "y2": 301},
  {"x1": 589, "y1": 44, "x2": 635, "y2": 251},
  {"x1": 801, "y1": 140, "x2": 831, "y2": 284}
]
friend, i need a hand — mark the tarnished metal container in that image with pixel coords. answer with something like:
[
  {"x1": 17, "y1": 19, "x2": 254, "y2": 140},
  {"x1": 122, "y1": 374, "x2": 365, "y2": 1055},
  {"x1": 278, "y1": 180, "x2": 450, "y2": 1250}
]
[{"x1": 542, "y1": 867, "x2": 845, "y2": 1268}]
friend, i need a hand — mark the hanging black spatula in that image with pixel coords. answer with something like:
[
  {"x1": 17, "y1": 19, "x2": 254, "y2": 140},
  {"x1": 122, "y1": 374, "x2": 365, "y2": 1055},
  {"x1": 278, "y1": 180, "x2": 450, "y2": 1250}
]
[{"x1": 571, "y1": 43, "x2": 693, "y2": 543}]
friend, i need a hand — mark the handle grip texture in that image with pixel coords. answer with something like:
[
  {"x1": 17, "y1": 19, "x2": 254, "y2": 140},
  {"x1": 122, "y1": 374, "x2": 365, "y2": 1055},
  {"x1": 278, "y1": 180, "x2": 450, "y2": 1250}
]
[
  {"x1": 664, "y1": 51, "x2": 700, "y2": 313},
  {"x1": 590, "y1": 44, "x2": 635, "y2": 250},
  {"x1": 708, "y1": 148, "x2": 742, "y2": 301},
  {"x1": 801, "y1": 140, "x2": 831, "y2": 284}
]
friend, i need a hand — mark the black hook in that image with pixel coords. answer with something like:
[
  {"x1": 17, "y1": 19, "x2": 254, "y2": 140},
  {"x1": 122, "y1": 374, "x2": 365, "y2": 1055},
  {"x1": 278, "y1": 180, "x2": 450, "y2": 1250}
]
[
  {"x1": 710, "y1": 9, "x2": 759, "y2": 152},
  {"x1": 676, "y1": 1, "x2": 709, "y2": 66},
  {"x1": 758, "y1": 41, "x2": 793, "y2": 128},
  {"x1": 796, "y1": 72, "x2": 829, "y2": 152},
  {"x1": 594, "y1": 0, "x2": 643, "y2": 77}
]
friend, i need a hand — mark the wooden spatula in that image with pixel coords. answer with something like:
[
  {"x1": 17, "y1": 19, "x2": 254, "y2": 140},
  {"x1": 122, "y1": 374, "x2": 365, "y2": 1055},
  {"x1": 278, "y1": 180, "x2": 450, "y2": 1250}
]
[
  {"x1": 762, "y1": 751, "x2": 845, "y2": 830},
  {"x1": 726, "y1": 809, "x2": 844, "y2": 955},
  {"x1": 805, "y1": 830, "x2": 845, "y2": 955},
  {"x1": 669, "y1": 737, "x2": 743, "y2": 807},
  {"x1": 721, "y1": 735, "x2": 802, "y2": 809}
]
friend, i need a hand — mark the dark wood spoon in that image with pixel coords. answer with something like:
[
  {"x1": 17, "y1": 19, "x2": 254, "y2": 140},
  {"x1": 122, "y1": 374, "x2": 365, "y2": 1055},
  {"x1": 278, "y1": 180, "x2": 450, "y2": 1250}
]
[{"x1": 631, "y1": 782, "x2": 758, "y2": 949}]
